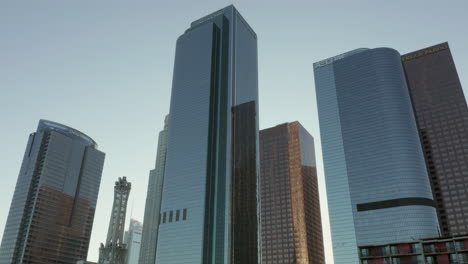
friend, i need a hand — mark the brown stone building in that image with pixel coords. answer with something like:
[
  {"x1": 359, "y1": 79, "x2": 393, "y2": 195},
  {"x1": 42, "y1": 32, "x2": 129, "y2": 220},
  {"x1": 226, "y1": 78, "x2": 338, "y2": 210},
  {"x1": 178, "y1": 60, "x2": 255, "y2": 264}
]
[{"x1": 260, "y1": 122, "x2": 324, "y2": 264}]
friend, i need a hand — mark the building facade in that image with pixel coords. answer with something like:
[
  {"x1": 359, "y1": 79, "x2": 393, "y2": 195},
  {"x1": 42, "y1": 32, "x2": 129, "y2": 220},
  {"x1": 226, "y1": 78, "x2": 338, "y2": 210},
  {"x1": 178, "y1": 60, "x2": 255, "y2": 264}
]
[
  {"x1": 98, "y1": 177, "x2": 131, "y2": 264},
  {"x1": 359, "y1": 234, "x2": 468, "y2": 264},
  {"x1": 124, "y1": 219, "x2": 142, "y2": 264},
  {"x1": 314, "y1": 48, "x2": 440, "y2": 263},
  {"x1": 0, "y1": 120, "x2": 105, "y2": 264},
  {"x1": 402, "y1": 42, "x2": 468, "y2": 237},
  {"x1": 139, "y1": 115, "x2": 169, "y2": 264},
  {"x1": 260, "y1": 122, "x2": 324, "y2": 264},
  {"x1": 155, "y1": 5, "x2": 259, "y2": 264}
]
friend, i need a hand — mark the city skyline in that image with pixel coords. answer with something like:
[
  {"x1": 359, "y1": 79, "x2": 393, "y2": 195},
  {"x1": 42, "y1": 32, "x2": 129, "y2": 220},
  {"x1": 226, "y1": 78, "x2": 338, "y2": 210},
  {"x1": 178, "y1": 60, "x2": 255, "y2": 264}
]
[{"x1": 1, "y1": 1, "x2": 468, "y2": 263}]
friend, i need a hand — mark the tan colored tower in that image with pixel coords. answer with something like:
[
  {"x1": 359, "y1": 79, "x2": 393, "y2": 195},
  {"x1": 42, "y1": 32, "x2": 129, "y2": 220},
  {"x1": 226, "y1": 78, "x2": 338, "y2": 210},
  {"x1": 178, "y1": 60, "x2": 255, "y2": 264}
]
[{"x1": 260, "y1": 122, "x2": 324, "y2": 264}]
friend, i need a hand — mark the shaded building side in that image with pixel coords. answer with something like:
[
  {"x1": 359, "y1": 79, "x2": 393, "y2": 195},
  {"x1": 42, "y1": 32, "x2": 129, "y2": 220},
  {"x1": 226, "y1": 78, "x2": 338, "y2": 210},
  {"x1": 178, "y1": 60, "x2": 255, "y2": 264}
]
[
  {"x1": 139, "y1": 115, "x2": 169, "y2": 264},
  {"x1": 402, "y1": 42, "x2": 468, "y2": 237}
]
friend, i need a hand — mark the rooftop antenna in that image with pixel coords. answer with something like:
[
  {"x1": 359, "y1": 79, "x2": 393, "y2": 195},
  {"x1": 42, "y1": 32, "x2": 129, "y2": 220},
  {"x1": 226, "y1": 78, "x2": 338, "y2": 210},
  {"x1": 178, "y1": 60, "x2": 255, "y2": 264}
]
[{"x1": 130, "y1": 196, "x2": 135, "y2": 221}]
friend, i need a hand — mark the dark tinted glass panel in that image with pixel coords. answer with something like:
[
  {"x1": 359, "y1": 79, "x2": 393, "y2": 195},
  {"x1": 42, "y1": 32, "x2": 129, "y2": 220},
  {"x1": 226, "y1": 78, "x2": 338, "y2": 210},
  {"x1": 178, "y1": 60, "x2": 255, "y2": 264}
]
[{"x1": 231, "y1": 101, "x2": 258, "y2": 264}]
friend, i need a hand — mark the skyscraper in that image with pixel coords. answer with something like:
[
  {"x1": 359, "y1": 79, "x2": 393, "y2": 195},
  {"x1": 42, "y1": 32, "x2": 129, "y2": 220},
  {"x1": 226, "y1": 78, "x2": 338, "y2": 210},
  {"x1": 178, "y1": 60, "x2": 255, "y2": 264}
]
[
  {"x1": 402, "y1": 42, "x2": 468, "y2": 237},
  {"x1": 260, "y1": 122, "x2": 324, "y2": 264},
  {"x1": 314, "y1": 48, "x2": 440, "y2": 263},
  {"x1": 155, "y1": 5, "x2": 259, "y2": 264},
  {"x1": 139, "y1": 115, "x2": 169, "y2": 264},
  {"x1": 124, "y1": 219, "x2": 142, "y2": 264},
  {"x1": 0, "y1": 120, "x2": 105, "y2": 264},
  {"x1": 99, "y1": 176, "x2": 131, "y2": 264}
]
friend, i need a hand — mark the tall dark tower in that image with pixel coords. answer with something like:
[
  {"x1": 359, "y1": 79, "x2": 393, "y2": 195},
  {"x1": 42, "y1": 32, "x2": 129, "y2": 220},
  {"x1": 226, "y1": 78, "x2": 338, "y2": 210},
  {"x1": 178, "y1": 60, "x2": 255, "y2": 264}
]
[
  {"x1": 402, "y1": 42, "x2": 468, "y2": 236},
  {"x1": 155, "y1": 5, "x2": 259, "y2": 264},
  {"x1": 0, "y1": 120, "x2": 105, "y2": 264}
]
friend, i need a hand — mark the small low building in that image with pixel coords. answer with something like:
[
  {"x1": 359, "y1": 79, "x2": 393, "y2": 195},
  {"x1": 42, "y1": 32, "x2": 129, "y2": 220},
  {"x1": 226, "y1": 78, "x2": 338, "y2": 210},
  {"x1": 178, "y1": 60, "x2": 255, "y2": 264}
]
[{"x1": 359, "y1": 234, "x2": 468, "y2": 264}]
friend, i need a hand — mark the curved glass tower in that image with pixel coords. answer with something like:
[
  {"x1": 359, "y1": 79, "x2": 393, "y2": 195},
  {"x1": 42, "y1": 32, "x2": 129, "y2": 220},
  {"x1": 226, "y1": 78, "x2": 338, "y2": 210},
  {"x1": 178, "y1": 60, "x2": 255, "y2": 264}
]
[
  {"x1": 314, "y1": 48, "x2": 440, "y2": 263},
  {"x1": 155, "y1": 5, "x2": 259, "y2": 264},
  {"x1": 0, "y1": 120, "x2": 105, "y2": 264}
]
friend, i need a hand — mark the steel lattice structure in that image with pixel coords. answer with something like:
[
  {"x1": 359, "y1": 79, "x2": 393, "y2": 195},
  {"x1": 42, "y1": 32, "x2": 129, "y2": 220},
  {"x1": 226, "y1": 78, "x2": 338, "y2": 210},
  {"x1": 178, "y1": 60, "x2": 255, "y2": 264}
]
[{"x1": 98, "y1": 177, "x2": 131, "y2": 264}]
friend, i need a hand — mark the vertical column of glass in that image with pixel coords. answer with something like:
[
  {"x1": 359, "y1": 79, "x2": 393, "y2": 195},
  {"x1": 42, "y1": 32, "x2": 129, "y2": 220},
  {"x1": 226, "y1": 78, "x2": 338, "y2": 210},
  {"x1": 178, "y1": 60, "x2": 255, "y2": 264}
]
[{"x1": 314, "y1": 62, "x2": 360, "y2": 264}]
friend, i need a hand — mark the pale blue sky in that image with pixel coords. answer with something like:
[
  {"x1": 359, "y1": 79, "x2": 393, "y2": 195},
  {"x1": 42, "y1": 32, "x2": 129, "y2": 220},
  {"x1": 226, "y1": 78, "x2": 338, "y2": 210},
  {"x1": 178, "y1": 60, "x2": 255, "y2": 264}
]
[{"x1": 1, "y1": 0, "x2": 467, "y2": 262}]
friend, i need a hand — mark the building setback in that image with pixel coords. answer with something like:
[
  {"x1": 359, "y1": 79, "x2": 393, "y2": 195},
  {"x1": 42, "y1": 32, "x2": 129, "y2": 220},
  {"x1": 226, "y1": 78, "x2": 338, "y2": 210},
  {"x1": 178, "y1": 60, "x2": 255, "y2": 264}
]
[
  {"x1": 314, "y1": 48, "x2": 440, "y2": 263},
  {"x1": 139, "y1": 115, "x2": 169, "y2": 264},
  {"x1": 402, "y1": 42, "x2": 468, "y2": 237},
  {"x1": 155, "y1": 5, "x2": 259, "y2": 264},
  {"x1": 260, "y1": 122, "x2": 324, "y2": 264},
  {"x1": 0, "y1": 120, "x2": 105, "y2": 264}
]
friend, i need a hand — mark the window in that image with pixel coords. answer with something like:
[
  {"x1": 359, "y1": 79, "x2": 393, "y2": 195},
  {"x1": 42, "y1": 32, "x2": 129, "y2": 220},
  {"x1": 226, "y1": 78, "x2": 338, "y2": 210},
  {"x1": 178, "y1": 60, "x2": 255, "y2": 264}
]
[
  {"x1": 183, "y1": 208, "x2": 187, "y2": 220},
  {"x1": 176, "y1": 210, "x2": 180, "y2": 221},
  {"x1": 163, "y1": 212, "x2": 167, "y2": 224},
  {"x1": 169, "y1": 211, "x2": 173, "y2": 222}
]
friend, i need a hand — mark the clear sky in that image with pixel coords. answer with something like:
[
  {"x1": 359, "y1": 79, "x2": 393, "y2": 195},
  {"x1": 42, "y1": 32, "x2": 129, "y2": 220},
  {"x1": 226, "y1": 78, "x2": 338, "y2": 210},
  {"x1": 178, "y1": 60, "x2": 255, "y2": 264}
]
[{"x1": 1, "y1": 0, "x2": 467, "y2": 263}]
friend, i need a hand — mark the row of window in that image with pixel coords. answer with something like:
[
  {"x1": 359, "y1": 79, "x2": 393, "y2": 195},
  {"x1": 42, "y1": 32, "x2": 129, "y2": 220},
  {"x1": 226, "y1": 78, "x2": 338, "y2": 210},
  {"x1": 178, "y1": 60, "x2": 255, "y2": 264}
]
[{"x1": 160, "y1": 209, "x2": 187, "y2": 224}]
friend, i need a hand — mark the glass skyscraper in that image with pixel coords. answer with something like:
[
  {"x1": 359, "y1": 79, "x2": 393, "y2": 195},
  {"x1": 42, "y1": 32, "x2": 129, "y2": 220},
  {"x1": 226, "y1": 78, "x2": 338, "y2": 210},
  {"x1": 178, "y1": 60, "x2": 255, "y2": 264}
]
[
  {"x1": 0, "y1": 120, "x2": 105, "y2": 264},
  {"x1": 155, "y1": 5, "x2": 259, "y2": 264},
  {"x1": 139, "y1": 115, "x2": 168, "y2": 264},
  {"x1": 124, "y1": 219, "x2": 142, "y2": 264},
  {"x1": 260, "y1": 122, "x2": 324, "y2": 264},
  {"x1": 314, "y1": 48, "x2": 440, "y2": 263},
  {"x1": 402, "y1": 43, "x2": 468, "y2": 237}
]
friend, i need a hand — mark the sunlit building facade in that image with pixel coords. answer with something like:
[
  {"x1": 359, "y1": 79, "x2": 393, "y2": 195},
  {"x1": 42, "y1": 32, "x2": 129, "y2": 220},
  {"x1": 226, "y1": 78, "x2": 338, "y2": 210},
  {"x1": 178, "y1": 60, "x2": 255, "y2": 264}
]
[
  {"x1": 260, "y1": 122, "x2": 324, "y2": 264},
  {"x1": 0, "y1": 120, "x2": 105, "y2": 264},
  {"x1": 155, "y1": 5, "x2": 259, "y2": 264}
]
